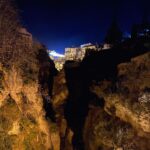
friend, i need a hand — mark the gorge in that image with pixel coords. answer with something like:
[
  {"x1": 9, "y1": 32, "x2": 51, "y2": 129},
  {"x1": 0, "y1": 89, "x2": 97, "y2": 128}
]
[{"x1": 0, "y1": 0, "x2": 150, "y2": 149}]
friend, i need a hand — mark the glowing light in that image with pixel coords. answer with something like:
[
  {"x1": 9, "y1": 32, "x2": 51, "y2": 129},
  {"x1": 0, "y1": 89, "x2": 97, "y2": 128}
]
[
  {"x1": 145, "y1": 29, "x2": 150, "y2": 32},
  {"x1": 123, "y1": 32, "x2": 131, "y2": 38},
  {"x1": 81, "y1": 43, "x2": 93, "y2": 48},
  {"x1": 49, "y1": 50, "x2": 65, "y2": 58}
]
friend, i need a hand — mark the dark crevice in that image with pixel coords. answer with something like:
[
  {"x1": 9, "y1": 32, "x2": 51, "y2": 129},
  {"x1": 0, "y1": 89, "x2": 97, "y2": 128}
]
[{"x1": 37, "y1": 48, "x2": 58, "y2": 122}]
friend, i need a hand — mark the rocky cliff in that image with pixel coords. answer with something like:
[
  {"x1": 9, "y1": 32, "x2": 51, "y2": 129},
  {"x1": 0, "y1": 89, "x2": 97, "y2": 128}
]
[
  {"x1": 1, "y1": 1, "x2": 150, "y2": 149},
  {"x1": 84, "y1": 52, "x2": 150, "y2": 150},
  {"x1": 1, "y1": 46, "x2": 150, "y2": 150},
  {"x1": 0, "y1": 43, "x2": 59, "y2": 150},
  {"x1": 52, "y1": 51, "x2": 150, "y2": 150}
]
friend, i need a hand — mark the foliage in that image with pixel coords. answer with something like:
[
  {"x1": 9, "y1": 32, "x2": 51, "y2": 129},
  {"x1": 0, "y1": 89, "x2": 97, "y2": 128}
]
[
  {"x1": 0, "y1": 0, "x2": 20, "y2": 65},
  {"x1": 23, "y1": 131, "x2": 46, "y2": 150},
  {"x1": 0, "y1": 71, "x2": 4, "y2": 91},
  {"x1": 86, "y1": 52, "x2": 150, "y2": 149},
  {"x1": 0, "y1": 96, "x2": 20, "y2": 132},
  {"x1": 105, "y1": 20, "x2": 122, "y2": 45},
  {"x1": 20, "y1": 62, "x2": 38, "y2": 84},
  {"x1": 0, "y1": 96, "x2": 21, "y2": 149},
  {"x1": 0, "y1": 132, "x2": 13, "y2": 150},
  {"x1": 86, "y1": 108, "x2": 136, "y2": 149},
  {"x1": 50, "y1": 123, "x2": 58, "y2": 133},
  {"x1": 116, "y1": 52, "x2": 150, "y2": 115},
  {"x1": 0, "y1": 1, "x2": 53, "y2": 150}
]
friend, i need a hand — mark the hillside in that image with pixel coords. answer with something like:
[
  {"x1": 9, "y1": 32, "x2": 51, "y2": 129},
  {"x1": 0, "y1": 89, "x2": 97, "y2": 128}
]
[
  {"x1": 0, "y1": 43, "x2": 60, "y2": 149},
  {"x1": 52, "y1": 49, "x2": 150, "y2": 150},
  {"x1": 0, "y1": 1, "x2": 150, "y2": 149},
  {"x1": 85, "y1": 52, "x2": 150, "y2": 150}
]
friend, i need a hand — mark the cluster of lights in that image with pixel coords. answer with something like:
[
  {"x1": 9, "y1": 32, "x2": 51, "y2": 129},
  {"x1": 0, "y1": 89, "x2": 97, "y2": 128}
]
[{"x1": 49, "y1": 50, "x2": 65, "y2": 58}]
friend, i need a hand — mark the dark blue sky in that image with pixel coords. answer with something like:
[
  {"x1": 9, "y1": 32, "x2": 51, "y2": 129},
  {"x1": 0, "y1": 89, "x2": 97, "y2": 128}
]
[{"x1": 16, "y1": 0, "x2": 150, "y2": 54}]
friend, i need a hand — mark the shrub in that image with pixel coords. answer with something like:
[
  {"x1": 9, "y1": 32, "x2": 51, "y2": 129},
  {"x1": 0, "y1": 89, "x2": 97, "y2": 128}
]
[
  {"x1": 0, "y1": 132, "x2": 12, "y2": 150},
  {"x1": 0, "y1": 96, "x2": 20, "y2": 132},
  {"x1": 0, "y1": 71, "x2": 4, "y2": 91}
]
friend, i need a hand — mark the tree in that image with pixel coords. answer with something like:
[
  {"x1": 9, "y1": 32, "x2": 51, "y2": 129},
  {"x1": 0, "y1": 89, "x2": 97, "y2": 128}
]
[
  {"x1": 105, "y1": 20, "x2": 123, "y2": 45},
  {"x1": 131, "y1": 24, "x2": 138, "y2": 39},
  {"x1": 0, "y1": 0, "x2": 20, "y2": 65}
]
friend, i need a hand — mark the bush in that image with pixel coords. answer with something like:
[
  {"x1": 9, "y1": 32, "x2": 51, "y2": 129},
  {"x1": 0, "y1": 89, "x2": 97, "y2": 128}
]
[
  {"x1": 0, "y1": 96, "x2": 20, "y2": 132},
  {"x1": 0, "y1": 132, "x2": 12, "y2": 150},
  {"x1": 20, "y1": 62, "x2": 38, "y2": 84},
  {"x1": 23, "y1": 130, "x2": 46, "y2": 150},
  {"x1": 0, "y1": 71, "x2": 4, "y2": 91}
]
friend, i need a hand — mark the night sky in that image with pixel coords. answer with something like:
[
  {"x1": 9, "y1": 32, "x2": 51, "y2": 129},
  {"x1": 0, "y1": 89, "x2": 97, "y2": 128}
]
[{"x1": 16, "y1": 0, "x2": 150, "y2": 54}]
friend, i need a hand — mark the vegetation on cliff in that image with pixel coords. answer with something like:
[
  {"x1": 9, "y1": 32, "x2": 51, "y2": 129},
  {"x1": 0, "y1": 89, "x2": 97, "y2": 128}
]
[
  {"x1": 0, "y1": 1, "x2": 150, "y2": 150},
  {"x1": 0, "y1": 0, "x2": 58, "y2": 149},
  {"x1": 52, "y1": 47, "x2": 150, "y2": 150},
  {"x1": 86, "y1": 52, "x2": 150, "y2": 150}
]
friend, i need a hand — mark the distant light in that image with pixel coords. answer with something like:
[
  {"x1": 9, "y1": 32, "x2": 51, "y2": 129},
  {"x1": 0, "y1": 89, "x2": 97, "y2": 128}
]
[
  {"x1": 80, "y1": 43, "x2": 92, "y2": 48},
  {"x1": 145, "y1": 29, "x2": 150, "y2": 32},
  {"x1": 138, "y1": 33, "x2": 145, "y2": 36},
  {"x1": 123, "y1": 32, "x2": 131, "y2": 38},
  {"x1": 49, "y1": 50, "x2": 65, "y2": 58}
]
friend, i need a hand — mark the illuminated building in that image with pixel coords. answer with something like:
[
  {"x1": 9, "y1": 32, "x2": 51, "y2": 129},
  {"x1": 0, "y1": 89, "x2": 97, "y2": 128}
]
[
  {"x1": 54, "y1": 57, "x2": 65, "y2": 71},
  {"x1": 80, "y1": 43, "x2": 97, "y2": 57},
  {"x1": 65, "y1": 43, "x2": 97, "y2": 61},
  {"x1": 102, "y1": 43, "x2": 112, "y2": 50},
  {"x1": 48, "y1": 50, "x2": 65, "y2": 71},
  {"x1": 65, "y1": 47, "x2": 81, "y2": 60},
  {"x1": 80, "y1": 43, "x2": 97, "y2": 49}
]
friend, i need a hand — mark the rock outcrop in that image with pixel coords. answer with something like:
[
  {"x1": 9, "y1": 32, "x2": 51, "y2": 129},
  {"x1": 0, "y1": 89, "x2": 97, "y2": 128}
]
[
  {"x1": 51, "y1": 51, "x2": 150, "y2": 150},
  {"x1": 85, "y1": 52, "x2": 150, "y2": 150},
  {"x1": 0, "y1": 44, "x2": 59, "y2": 150}
]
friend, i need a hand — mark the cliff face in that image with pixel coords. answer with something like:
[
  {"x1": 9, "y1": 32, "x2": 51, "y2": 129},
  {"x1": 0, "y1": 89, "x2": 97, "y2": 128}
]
[
  {"x1": 0, "y1": 45, "x2": 59, "y2": 150},
  {"x1": 52, "y1": 70, "x2": 73, "y2": 150},
  {"x1": 84, "y1": 52, "x2": 150, "y2": 150},
  {"x1": 0, "y1": 39, "x2": 149, "y2": 150},
  {"x1": 51, "y1": 51, "x2": 150, "y2": 150}
]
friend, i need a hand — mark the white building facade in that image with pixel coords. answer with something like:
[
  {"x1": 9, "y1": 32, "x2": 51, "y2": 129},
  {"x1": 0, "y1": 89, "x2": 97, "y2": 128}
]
[{"x1": 65, "y1": 43, "x2": 97, "y2": 61}]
